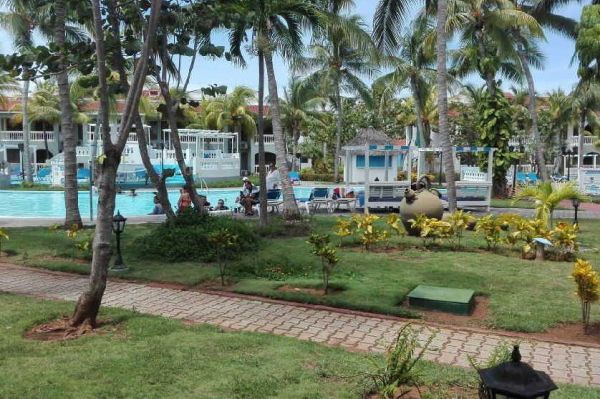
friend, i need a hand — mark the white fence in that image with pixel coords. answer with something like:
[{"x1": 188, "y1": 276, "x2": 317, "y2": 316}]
[{"x1": 0, "y1": 131, "x2": 54, "y2": 142}]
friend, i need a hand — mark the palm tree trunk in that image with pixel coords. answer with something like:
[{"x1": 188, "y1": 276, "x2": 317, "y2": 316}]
[
  {"x1": 517, "y1": 48, "x2": 548, "y2": 182},
  {"x1": 134, "y1": 112, "x2": 175, "y2": 221},
  {"x1": 410, "y1": 77, "x2": 427, "y2": 147},
  {"x1": 257, "y1": 50, "x2": 268, "y2": 226},
  {"x1": 334, "y1": 79, "x2": 343, "y2": 182},
  {"x1": 21, "y1": 77, "x2": 33, "y2": 183},
  {"x1": 56, "y1": 0, "x2": 82, "y2": 228},
  {"x1": 292, "y1": 126, "x2": 300, "y2": 172},
  {"x1": 436, "y1": 0, "x2": 457, "y2": 212},
  {"x1": 578, "y1": 113, "x2": 585, "y2": 170},
  {"x1": 264, "y1": 51, "x2": 300, "y2": 218}
]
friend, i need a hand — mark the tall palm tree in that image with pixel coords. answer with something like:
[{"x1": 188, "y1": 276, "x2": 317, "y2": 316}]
[
  {"x1": 296, "y1": 3, "x2": 376, "y2": 182},
  {"x1": 374, "y1": 16, "x2": 436, "y2": 146},
  {"x1": 0, "y1": 0, "x2": 40, "y2": 183},
  {"x1": 280, "y1": 77, "x2": 326, "y2": 171},
  {"x1": 507, "y1": 0, "x2": 578, "y2": 182},
  {"x1": 229, "y1": 0, "x2": 320, "y2": 218},
  {"x1": 374, "y1": 0, "x2": 458, "y2": 210}
]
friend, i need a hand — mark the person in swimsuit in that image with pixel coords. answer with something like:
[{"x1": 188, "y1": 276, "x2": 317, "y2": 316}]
[{"x1": 177, "y1": 187, "x2": 192, "y2": 214}]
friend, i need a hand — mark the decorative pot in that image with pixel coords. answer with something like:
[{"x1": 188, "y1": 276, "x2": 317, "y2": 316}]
[{"x1": 399, "y1": 187, "x2": 444, "y2": 236}]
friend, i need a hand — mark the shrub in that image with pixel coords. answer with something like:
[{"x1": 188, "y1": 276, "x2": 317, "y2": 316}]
[
  {"x1": 354, "y1": 214, "x2": 389, "y2": 251},
  {"x1": 134, "y1": 213, "x2": 259, "y2": 262},
  {"x1": 307, "y1": 233, "x2": 339, "y2": 294},
  {"x1": 0, "y1": 228, "x2": 8, "y2": 256},
  {"x1": 550, "y1": 222, "x2": 579, "y2": 261},
  {"x1": 571, "y1": 259, "x2": 600, "y2": 332},
  {"x1": 367, "y1": 324, "x2": 434, "y2": 399},
  {"x1": 409, "y1": 215, "x2": 451, "y2": 247},
  {"x1": 386, "y1": 214, "x2": 405, "y2": 237},
  {"x1": 446, "y1": 210, "x2": 474, "y2": 249},
  {"x1": 65, "y1": 225, "x2": 93, "y2": 260},
  {"x1": 475, "y1": 215, "x2": 505, "y2": 250},
  {"x1": 334, "y1": 217, "x2": 355, "y2": 239},
  {"x1": 207, "y1": 228, "x2": 240, "y2": 286}
]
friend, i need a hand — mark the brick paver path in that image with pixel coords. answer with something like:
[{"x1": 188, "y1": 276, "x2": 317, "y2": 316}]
[{"x1": 1, "y1": 263, "x2": 599, "y2": 387}]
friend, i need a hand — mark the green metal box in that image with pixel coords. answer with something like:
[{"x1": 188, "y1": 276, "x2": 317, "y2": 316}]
[{"x1": 407, "y1": 285, "x2": 475, "y2": 315}]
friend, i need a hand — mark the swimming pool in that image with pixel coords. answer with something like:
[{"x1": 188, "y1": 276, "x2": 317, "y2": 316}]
[{"x1": 0, "y1": 187, "x2": 315, "y2": 218}]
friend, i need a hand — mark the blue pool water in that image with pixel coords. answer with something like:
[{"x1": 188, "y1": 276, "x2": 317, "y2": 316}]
[{"x1": 0, "y1": 187, "x2": 315, "y2": 218}]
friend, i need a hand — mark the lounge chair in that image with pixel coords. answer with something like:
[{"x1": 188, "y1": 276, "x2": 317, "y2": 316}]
[
  {"x1": 288, "y1": 171, "x2": 300, "y2": 184},
  {"x1": 304, "y1": 187, "x2": 332, "y2": 214},
  {"x1": 266, "y1": 189, "x2": 283, "y2": 213},
  {"x1": 332, "y1": 188, "x2": 357, "y2": 212}
]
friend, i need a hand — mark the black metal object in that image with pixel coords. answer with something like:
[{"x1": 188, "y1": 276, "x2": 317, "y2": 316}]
[
  {"x1": 562, "y1": 147, "x2": 573, "y2": 181},
  {"x1": 17, "y1": 143, "x2": 24, "y2": 181},
  {"x1": 479, "y1": 346, "x2": 558, "y2": 399},
  {"x1": 572, "y1": 198, "x2": 580, "y2": 225},
  {"x1": 111, "y1": 211, "x2": 127, "y2": 271}
]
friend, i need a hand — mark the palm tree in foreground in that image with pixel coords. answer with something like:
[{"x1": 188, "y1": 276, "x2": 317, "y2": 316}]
[
  {"x1": 231, "y1": 0, "x2": 320, "y2": 218},
  {"x1": 374, "y1": 0, "x2": 457, "y2": 210}
]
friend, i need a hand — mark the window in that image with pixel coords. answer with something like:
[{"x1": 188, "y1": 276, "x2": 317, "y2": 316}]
[
  {"x1": 6, "y1": 148, "x2": 20, "y2": 163},
  {"x1": 356, "y1": 155, "x2": 392, "y2": 168}
]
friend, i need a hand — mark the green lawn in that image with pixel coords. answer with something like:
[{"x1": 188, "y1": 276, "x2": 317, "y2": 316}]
[
  {"x1": 3, "y1": 217, "x2": 600, "y2": 333},
  {"x1": 1, "y1": 294, "x2": 598, "y2": 399}
]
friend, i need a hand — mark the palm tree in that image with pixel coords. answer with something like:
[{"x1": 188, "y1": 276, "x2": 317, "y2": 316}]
[
  {"x1": 296, "y1": 3, "x2": 376, "y2": 182},
  {"x1": 280, "y1": 77, "x2": 326, "y2": 171},
  {"x1": 0, "y1": 73, "x2": 18, "y2": 107},
  {"x1": 374, "y1": 16, "x2": 436, "y2": 147},
  {"x1": 545, "y1": 90, "x2": 575, "y2": 174},
  {"x1": 515, "y1": 182, "x2": 589, "y2": 227},
  {"x1": 204, "y1": 86, "x2": 257, "y2": 142},
  {"x1": 507, "y1": 0, "x2": 578, "y2": 182},
  {"x1": 229, "y1": 0, "x2": 320, "y2": 219},
  {"x1": 0, "y1": 0, "x2": 39, "y2": 183}
]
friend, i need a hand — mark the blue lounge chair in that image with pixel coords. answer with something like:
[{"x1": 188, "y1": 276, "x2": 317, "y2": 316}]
[
  {"x1": 266, "y1": 189, "x2": 283, "y2": 213},
  {"x1": 288, "y1": 171, "x2": 300, "y2": 183},
  {"x1": 305, "y1": 187, "x2": 332, "y2": 214}
]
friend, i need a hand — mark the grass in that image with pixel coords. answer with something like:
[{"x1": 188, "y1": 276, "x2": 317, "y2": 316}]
[
  {"x1": 3, "y1": 216, "x2": 600, "y2": 333},
  {"x1": 1, "y1": 293, "x2": 598, "y2": 399}
]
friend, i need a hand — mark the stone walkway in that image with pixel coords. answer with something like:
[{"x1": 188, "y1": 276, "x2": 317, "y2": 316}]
[{"x1": 1, "y1": 263, "x2": 599, "y2": 387}]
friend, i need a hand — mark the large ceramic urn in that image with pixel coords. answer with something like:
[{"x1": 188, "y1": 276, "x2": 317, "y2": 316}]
[{"x1": 399, "y1": 187, "x2": 444, "y2": 235}]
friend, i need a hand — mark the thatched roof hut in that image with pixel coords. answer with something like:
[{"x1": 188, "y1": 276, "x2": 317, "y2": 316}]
[{"x1": 345, "y1": 127, "x2": 393, "y2": 147}]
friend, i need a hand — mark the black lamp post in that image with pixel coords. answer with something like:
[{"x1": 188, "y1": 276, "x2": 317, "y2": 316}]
[
  {"x1": 572, "y1": 198, "x2": 580, "y2": 225},
  {"x1": 438, "y1": 150, "x2": 443, "y2": 186},
  {"x1": 562, "y1": 146, "x2": 573, "y2": 181},
  {"x1": 17, "y1": 143, "x2": 24, "y2": 181},
  {"x1": 111, "y1": 210, "x2": 127, "y2": 271},
  {"x1": 479, "y1": 345, "x2": 558, "y2": 399}
]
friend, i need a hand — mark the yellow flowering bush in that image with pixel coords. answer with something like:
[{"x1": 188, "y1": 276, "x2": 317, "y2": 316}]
[
  {"x1": 334, "y1": 217, "x2": 355, "y2": 239},
  {"x1": 475, "y1": 215, "x2": 505, "y2": 250},
  {"x1": 386, "y1": 214, "x2": 405, "y2": 236},
  {"x1": 447, "y1": 210, "x2": 475, "y2": 249},
  {"x1": 550, "y1": 222, "x2": 579, "y2": 260},
  {"x1": 571, "y1": 259, "x2": 600, "y2": 331},
  {"x1": 354, "y1": 214, "x2": 389, "y2": 251},
  {"x1": 409, "y1": 214, "x2": 452, "y2": 247}
]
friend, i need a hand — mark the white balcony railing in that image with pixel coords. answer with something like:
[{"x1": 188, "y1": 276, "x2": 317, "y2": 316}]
[
  {"x1": 570, "y1": 136, "x2": 594, "y2": 146},
  {"x1": 0, "y1": 130, "x2": 55, "y2": 142},
  {"x1": 88, "y1": 132, "x2": 138, "y2": 143},
  {"x1": 255, "y1": 135, "x2": 275, "y2": 145}
]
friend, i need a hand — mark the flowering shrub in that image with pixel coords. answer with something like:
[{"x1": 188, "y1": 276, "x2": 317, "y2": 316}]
[
  {"x1": 550, "y1": 222, "x2": 579, "y2": 260},
  {"x1": 475, "y1": 215, "x2": 505, "y2": 250},
  {"x1": 0, "y1": 228, "x2": 8, "y2": 256},
  {"x1": 334, "y1": 217, "x2": 355, "y2": 239},
  {"x1": 571, "y1": 259, "x2": 600, "y2": 331},
  {"x1": 386, "y1": 214, "x2": 405, "y2": 236},
  {"x1": 354, "y1": 214, "x2": 389, "y2": 251},
  {"x1": 446, "y1": 210, "x2": 475, "y2": 249}
]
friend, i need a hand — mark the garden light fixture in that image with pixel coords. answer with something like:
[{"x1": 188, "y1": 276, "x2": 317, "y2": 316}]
[
  {"x1": 571, "y1": 198, "x2": 581, "y2": 225},
  {"x1": 478, "y1": 345, "x2": 557, "y2": 399},
  {"x1": 111, "y1": 210, "x2": 128, "y2": 271}
]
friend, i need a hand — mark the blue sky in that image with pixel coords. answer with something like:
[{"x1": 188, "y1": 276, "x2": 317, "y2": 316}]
[{"x1": 0, "y1": 1, "x2": 586, "y2": 96}]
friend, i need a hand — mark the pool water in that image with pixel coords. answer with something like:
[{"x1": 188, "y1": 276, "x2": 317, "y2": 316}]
[{"x1": 0, "y1": 187, "x2": 315, "y2": 218}]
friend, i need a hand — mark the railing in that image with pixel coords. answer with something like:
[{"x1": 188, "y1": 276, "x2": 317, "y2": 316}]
[
  {"x1": 88, "y1": 132, "x2": 138, "y2": 143},
  {"x1": 0, "y1": 130, "x2": 55, "y2": 142},
  {"x1": 198, "y1": 160, "x2": 239, "y2": 170},
  {"x1": 570, "y1": 136, "x2": 594, "y2": 146},
  {"x1": 255, "y1": 135, "x2": 275, "y2": 145}
]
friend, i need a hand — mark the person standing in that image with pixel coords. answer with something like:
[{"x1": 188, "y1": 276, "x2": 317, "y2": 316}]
[{"x1": 266, "y1": 163, "x2": 280, "y2": 190}]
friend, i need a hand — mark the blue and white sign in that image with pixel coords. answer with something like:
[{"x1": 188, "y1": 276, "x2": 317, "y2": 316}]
[{"x1": 579, "y1": 168, "x2": 600, "y2": 195}]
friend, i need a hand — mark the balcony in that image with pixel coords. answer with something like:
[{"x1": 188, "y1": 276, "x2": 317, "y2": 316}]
[
  {"x1": 254, "y1": 135, "x2": 275, "y2": 145},
  {"x1": 570, "y1": 136, "x2": 594, "y2": 146},
  {"x1": 0, "y1": 130, "x2": 55, "y2": 142}
]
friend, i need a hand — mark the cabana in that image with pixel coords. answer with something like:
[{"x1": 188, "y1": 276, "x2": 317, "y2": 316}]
[
  {"x1": 342, "y1": 127, "x2": 412, "y2": 212},
  {"x1": 416, "y1": 146, "x2": 495, "y2": 210}
]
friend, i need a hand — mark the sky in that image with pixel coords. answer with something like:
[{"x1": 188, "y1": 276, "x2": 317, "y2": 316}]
[{"x1": 0, "y1": 1, "x2": 587, "y2": 96}]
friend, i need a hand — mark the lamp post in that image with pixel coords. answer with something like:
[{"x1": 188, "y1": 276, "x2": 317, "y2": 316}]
[
  {"x1": 17, "y1": 143, "x2": 24, "y2": 181},
  {"x1": 478, "y1": 345, "x2": 558, "y2": 399},
  {"x1": 572, "y1": 198, "x2": 580, "y2": 225},
  {"x1": 110, "y1": 211, "x2": 127, "y2": 271},
  {"x1": 438, "y1": 150, "x2": 443, "y2": 187},
  {"x1": 562, "y1": 146, "x2": 573, "y2": 181},
  {"x1": 89, "y1": 142, "x2": 96, "y2": 222}
]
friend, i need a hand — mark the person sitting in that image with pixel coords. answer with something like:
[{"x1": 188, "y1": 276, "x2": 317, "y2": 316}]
[
  {"x1": 149, "y1": 193, "x2": 165, "y2": 215},
  {"x1": 177, "y1": 187, "x2": 192, "y2": 214},
  {"x1": 211, "y1": 198, "x2": 229, "y2": 211},
  {"x1": 237, "y1": 177, "x2": 258, "y2": 216}
]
